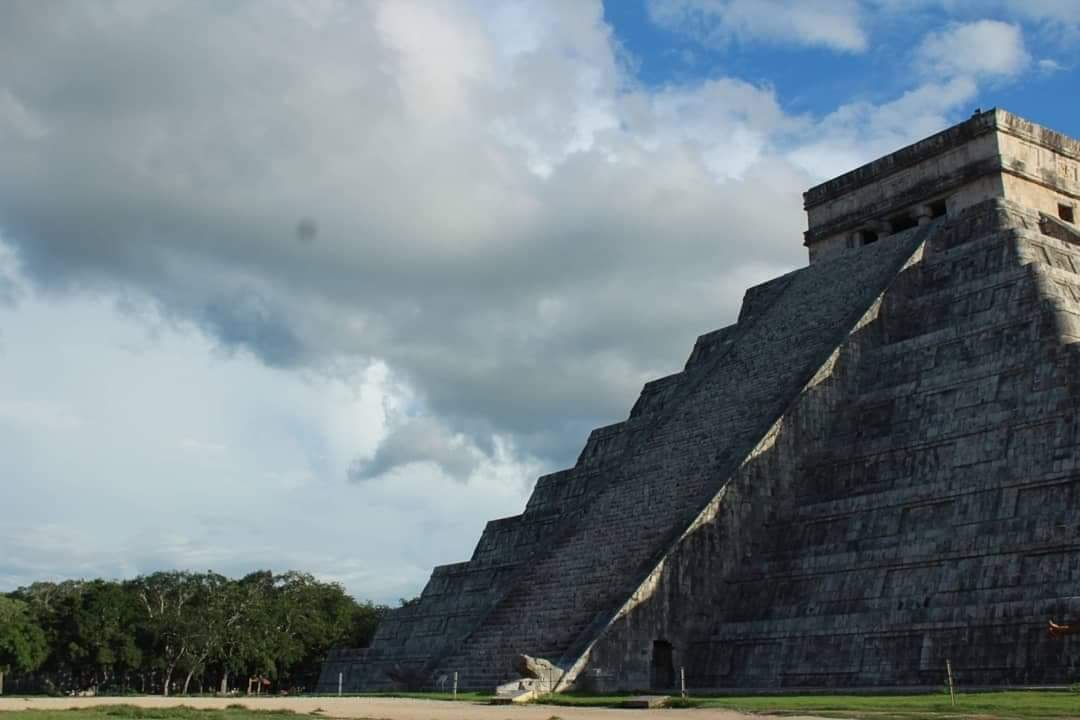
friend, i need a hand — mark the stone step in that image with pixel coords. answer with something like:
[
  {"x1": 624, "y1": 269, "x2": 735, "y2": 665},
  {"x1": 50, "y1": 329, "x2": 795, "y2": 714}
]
[
  {"x1": 741, "y1": 524, "x2": 1080, "y2": 580},
  {"x1": 884, "y1": 275, "x2": 1038, "y2": 342},
  {"x1": 721, "y1": 578, "x2": 1080, "y2": 625},
  {"x1": 869, "y1": 301, "x2": 1046, "y2": 366},
  {"x1": 713, "y1": 594, "x2": 1080, "y2": 639},
  {"x1": 757, "y1": 512, "x2": 1080, "y2": 569},
  {"x1": 843, "y1": 351, "x2": 1034, "y2": 409},
  {"x1": 794, "y1": 457, "x2": 1078, "y2": 528},
  {"x1": 792, "y1": 451, "x2": 1068, "y2": 513},
  {"x1": 334, "y1": 221, "x2": 933, "y2": 691}
]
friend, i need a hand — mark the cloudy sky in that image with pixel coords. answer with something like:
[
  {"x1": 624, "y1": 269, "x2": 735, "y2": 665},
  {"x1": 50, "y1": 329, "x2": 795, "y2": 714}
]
[{"x1": 1, "y1": 0, "x2": 1077, "y2": 604}]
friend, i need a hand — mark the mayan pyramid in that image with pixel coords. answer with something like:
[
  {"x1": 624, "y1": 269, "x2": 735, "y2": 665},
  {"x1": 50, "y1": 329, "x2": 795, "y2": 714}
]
[{"x1": 320, "y1": 109, "x2": 1080, "y2": 691}]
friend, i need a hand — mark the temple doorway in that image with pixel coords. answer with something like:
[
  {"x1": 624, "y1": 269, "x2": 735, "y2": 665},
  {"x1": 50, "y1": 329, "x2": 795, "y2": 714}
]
[{"x1": 650, "y1": 640, "x2": 675, "y2": 690}]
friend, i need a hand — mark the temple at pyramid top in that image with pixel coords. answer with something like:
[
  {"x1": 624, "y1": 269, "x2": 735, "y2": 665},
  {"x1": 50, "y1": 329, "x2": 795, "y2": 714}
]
[{"x1": 803, "y1": 108, "x2": 1080, "y2": 262}]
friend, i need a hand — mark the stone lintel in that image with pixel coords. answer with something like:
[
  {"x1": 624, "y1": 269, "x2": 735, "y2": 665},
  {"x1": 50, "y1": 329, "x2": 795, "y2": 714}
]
[{"x1": 803, "y1": 108, "x2": 1000, "y2": 211}]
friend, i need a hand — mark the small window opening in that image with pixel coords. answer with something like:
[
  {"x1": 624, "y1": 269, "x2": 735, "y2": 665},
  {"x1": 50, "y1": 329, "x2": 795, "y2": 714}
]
[
  {"x1": 1059, "y1": 204, "x2": 1075, "y2": 224},
  {"x1": 889, "y1": 214, "x2": 919, "y2": 233},
  {"x1": 929, "y1": 199, "x2": 948, "y2": 218},
  {"x1": 860, "y1": 229, "x2": 879, "y2": 246}
]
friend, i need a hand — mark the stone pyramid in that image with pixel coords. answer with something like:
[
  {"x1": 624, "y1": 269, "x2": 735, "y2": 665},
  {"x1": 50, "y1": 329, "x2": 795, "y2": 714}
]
[{"x1": 320, "y1": 109, "x2": 1080, "y2": 691}]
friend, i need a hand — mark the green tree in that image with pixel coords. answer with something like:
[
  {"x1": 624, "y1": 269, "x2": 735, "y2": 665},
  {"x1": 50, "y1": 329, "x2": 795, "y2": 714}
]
[
  {"x1": 76, "y1": 580, "x2": 143, "y2": 691},
  {"x1": 346, "y1": 600, "x2": 386, "y2": 649},
  {"x1": 132, "y1": 571, "x2": 203, "y2": 695},
  {"x1": 212, "y1": 572, "x2": 273, "y2": 694},
  {"x1": 268, "y1": 572, "x2": 363, "y2": 691},
  {"x1": 0, "y1": 596, "x2": 48, "y2": 695},
  {"x1": 13, "y1": 580, "x2": 89, "y2": 691},
  {"x1": 7, "y1": 570, "x2": 385, "y2": 696},
  {"x1": 178, "y1": 571, "x2": 258, "y2": 695}
]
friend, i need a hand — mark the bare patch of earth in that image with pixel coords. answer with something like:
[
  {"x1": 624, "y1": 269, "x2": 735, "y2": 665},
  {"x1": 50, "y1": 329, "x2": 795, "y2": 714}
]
[{"x1": 0, "y1": 696, "x2": 833, "y2": 720}]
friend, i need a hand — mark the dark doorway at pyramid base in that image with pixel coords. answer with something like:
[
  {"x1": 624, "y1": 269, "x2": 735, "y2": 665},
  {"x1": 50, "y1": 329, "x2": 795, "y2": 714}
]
[{"x1": 651, "y1": 640, "x2": 674, "y2": 690}]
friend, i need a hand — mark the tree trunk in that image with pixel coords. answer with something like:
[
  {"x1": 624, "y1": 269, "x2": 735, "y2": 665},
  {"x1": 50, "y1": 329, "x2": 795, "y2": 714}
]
[
  {"x1": 1, "y1": 669, "x2": 5, "y2": 696},
  {"x1": 220, "y1": 671, "x2": 228, "y2": 695},
  {"x1": 182, "y1": 669, "x2": 195, "y2": 696},
  {"x1": 163, "y1": 666, "x2": 175, "y2": 696}
]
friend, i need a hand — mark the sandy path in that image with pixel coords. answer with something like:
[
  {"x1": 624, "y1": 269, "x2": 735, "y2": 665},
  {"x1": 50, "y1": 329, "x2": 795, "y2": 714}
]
[{"x1": 0, "y1": 696, "x2": 833, "y2": 720}]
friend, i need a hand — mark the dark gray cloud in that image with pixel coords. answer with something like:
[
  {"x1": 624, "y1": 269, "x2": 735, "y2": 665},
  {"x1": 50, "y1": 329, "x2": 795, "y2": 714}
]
[
  {"x1": 202, "y1": 292, "x2": 307, "y2": 368},
  {"x1": 0, "y1": 0, "x2": 999, "y2": 479},
  {"x1": 0, "y1": 0, "x2": 815, "y2": 474},
  {"x1": 296, "y1": 218, "x2": 318, "y2": 245},
  {"x1": 0, "y1": 0, "x2": 1025, "y2": 601},
  {"x1": 350, "y1": 417, "x2": 482, "y2": 483}
]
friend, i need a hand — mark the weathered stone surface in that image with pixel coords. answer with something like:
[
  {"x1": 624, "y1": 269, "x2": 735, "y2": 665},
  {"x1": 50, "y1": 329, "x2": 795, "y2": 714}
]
[
  {"x1": 512, "y1": 654, "x2": 563, "y2": 691},
  {"x1": 804, "y1": 109, "x2": 1080, "y2": 263},
  {"x1": 489, "y1": 689, "x2": 536, "y2": 704},
  {"x1": 319, "y1": 110, "x2": 1080, "y2": 693},
  {"x1": 384, "y1": 663, "x2": 430, "y2": 691},
  {"x1": 494, "y1": 677, "x2": 543, "y2": 696},
  {"x1": 577, "y1": 198, "x2": 1080, "y2": 690}
]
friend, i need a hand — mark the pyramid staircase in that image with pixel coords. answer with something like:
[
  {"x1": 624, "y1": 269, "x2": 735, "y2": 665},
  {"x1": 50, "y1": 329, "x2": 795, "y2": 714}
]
[{"x1": 689, "y1": 200, "x2": 1080, "y2": 687}]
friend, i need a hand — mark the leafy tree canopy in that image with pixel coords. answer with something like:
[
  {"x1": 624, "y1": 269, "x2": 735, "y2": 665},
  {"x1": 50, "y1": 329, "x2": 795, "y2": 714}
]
[
  {"x1": 3, "y1": 570, "x2": 386, "y2": 695},
  {"x1": 0, "y1": 595, "x2": 48, "y2": 673}
]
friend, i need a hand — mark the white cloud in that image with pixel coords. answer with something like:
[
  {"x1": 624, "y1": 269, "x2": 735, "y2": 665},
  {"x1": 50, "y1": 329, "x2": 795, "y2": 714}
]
[
  {"x1": 0, "y1": 0, "x2": 1039, "y2": 603},
  {"x1": 915, "y1": 20, "x2": 1030, "y2": 79},
  {"x1": 0, "y1": 0, "x2": 819, "y2": 464},
  {"x1": 621, "y1": 77, "x2": 795, "y2": 180},
  {"x1": 787, "y1": 76, "x2": 978, "y2": 181},
  {"x1": 0, "y1": 399, "x2": 83, "y2": 431},
  {"x1": 868, "y1": 0, "x2": 1080, "y2": 29},
  {"x1": 351, "y1": 416, "x2": 486, "y2": 482},
  {"x1": 1038, "y1": 58, "x2": 1065, "y2": 74},
  {"x1": 0, "y1": 272, "x2": 534, "y2": 602},
  {"x1": 648, "y1": 0, "x2": 868, "y2": 52},
  {"x1": 986, "y1": 0, "x2": 1080, "y2": 30}
]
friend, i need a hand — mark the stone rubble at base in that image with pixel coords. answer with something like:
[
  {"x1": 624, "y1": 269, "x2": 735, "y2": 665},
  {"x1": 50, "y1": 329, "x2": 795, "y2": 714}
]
[{"x1": 319, "y1": 108, "x2": 1080, "y2": 693}]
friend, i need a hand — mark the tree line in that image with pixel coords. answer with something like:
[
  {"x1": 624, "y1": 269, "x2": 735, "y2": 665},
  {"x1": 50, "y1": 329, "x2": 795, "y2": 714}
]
[{"x1": 0, "y1": 570, "x2": 388, "y2": 696}]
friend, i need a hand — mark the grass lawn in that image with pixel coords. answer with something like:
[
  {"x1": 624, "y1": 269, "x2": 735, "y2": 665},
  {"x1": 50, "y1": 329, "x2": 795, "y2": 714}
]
[
  {"x1": 533, "y1": 690, "x2": 1080, "y2": 719},
  {"x1": 700, "y1": 691, "x2": 1080, "y2": 719},
  {"x1": 306, "y1": 692, "x2": 492, "y2": 702},
  {"x1": 1, "y1": 692, "x2": 1077, "y2": 720},
  {"x1": 0, "y1": 706, "x2": 307, "y2": 720}
]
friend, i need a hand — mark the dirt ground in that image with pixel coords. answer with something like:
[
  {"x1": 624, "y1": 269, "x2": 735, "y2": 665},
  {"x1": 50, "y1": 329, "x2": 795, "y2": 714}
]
[{"x1": 0, "y1": 696, "x2": 833, "y2": 720}]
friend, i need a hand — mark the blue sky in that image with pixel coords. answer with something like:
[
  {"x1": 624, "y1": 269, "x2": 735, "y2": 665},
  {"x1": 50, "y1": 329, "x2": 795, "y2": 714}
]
[
  {"x1": 0, "y1": 0, "x2": 1078, "y2": 603},
  {"x1": 605, "y1": 0, "x2": 1079, "y2": 137}
]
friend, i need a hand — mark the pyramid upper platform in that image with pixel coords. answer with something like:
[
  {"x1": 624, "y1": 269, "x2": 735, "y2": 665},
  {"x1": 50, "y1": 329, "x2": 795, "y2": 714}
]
[{"x1": 804, "y1": 108, "x2": 1080, "y2": 262}]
